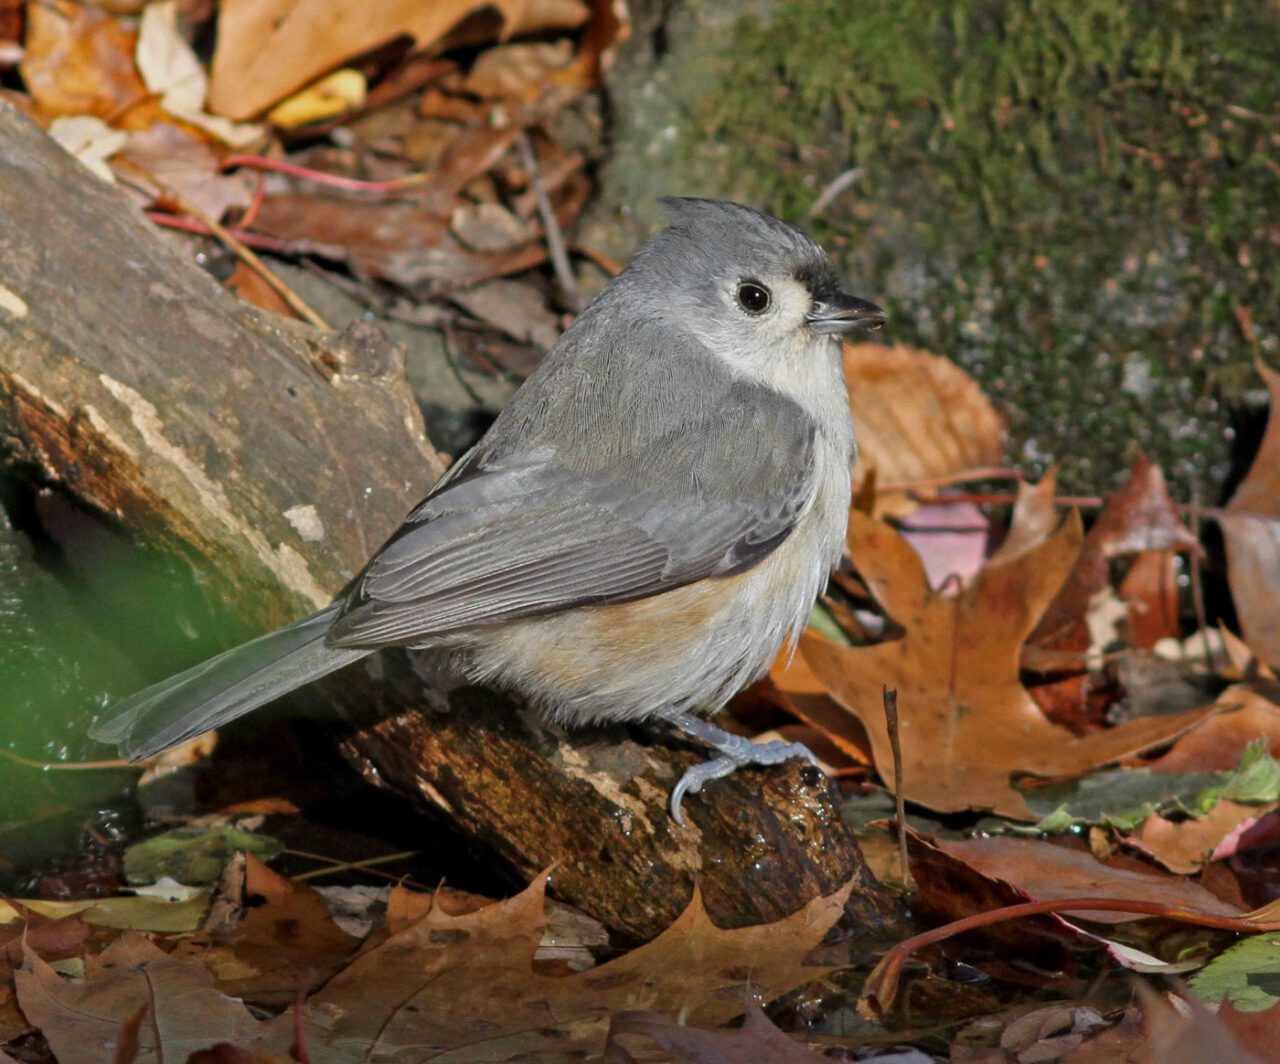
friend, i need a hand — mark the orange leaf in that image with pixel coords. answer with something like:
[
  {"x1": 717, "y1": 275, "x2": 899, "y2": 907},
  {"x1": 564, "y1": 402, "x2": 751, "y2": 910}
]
[{"x1": 802, "y1": 510, "x2": 1213, "y2": 818}]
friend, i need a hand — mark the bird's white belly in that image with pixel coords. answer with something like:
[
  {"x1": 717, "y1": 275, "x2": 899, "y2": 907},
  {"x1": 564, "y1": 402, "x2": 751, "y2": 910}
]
[{"x1": 459, "y1": 431, "x2": 852, "y2": 725}]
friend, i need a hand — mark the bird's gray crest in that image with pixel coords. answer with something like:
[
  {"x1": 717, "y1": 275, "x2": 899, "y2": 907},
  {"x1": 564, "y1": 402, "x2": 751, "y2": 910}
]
[{"x1": 652, "y1": 196, "x2": 841, "y2": 298}]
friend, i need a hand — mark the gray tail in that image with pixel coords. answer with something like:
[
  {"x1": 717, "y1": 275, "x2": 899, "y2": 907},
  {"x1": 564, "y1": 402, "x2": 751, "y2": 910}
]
[{"x1": 89, "y1": 605, "x2": 368, "y2": 760}]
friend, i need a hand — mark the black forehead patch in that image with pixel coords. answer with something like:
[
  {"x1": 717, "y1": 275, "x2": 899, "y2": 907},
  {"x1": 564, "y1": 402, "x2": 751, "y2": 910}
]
[{"x1": 793, "y1": 254, "x2": 842, "y2": 299}]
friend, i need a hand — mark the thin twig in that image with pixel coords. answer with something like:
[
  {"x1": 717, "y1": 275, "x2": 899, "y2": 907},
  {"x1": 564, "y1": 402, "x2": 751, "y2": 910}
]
[
  {"x1": 515, "y1": 131, "x2": 582, "y2": 313},
  {"x1": 118, "y1": 158, "x2": 330, "y2": 330},
  {"x1": 860, "y1": 894, "x2": 1280, "y2": 1020},
  {"x1": 807, "y1": 167, "x2": 866, "y2": 218},
  {"x1": 286, "y1": 848, "x2": 425, "y2": 884},
  {"x1": 441, "y1": 324, "x2": 486, "y2": 406},
  {"x1": 0, "y1": 748, "x2": 132, "y2": 771},
  {"x1": 1188, "y1": 492, "x2": 1215, "y2": 670},
  {"x1": 222, "y1": 153, "x2": 433, "y2": 194},
  {"x1": 882, "y1": 686, "x2": 913, "y2": 892}
]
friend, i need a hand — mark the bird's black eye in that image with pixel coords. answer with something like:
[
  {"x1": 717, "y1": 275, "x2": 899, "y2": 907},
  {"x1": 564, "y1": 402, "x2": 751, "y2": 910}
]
[{"x1": 736, "y1": 281, "x2": 772, "y2": 315}]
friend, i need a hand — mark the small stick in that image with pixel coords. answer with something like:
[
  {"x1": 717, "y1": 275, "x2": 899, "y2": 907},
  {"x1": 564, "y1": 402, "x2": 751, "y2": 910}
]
[
  {"x1": 1188, "y1": 493, "x2": 1215, "y2": 669},
  {"x1": 222, "y1": 153, "x2": 433, "y2": 194},
  {"x1": 118, "y1": 158, "x2": 330, "y2": 331},
  {"x1": 516, "y1": 131, "x2": 583, "y2": 313},
  {"x1": 882, "y1": 686, "x2": 913, "y2": 892}
]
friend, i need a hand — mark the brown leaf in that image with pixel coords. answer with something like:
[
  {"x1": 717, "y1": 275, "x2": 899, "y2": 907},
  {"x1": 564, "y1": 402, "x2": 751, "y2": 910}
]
[
  {"x1": 1217, "y1": 1000, "x2": 1280, "y2": 1064},
  {"x1": 989, "y1": 468, "x2": 1061, "y2": 566},
  {"x1": 270, "y1": 871, "x2": 850, "y2": 1060},
  {"x1": 178, "y1": 853, "x2": 361, "y2": 1006},
  {"x1": 114, "y1": 121, "x2": 255, "y2": 220},
  {"x1": 1121, "y1": 550, "x2": 1182, "y2": 649},
  {"x1": 801, "y1": 510, "x2": 1212, "y2": 818},
  {"x1": 1221, "y1": 361, "x2": 1280, "y2": 668},
  {"x1": 209, "y1": 0, "x2": 591, "y2": 120},
  {"x1": 1128, "y1": 800, "x2": 1279, "y2": 874},
  {"x1": 917, "y1": 834, "x2": 1244, "y2": 924},
  {"x1": 606, "y1": 999, "x2": 828, "y2": 1063},
  {"x1": 1028, "y1": 454, "x2": 1197, "y2": 727},
  {"x1": 19, "y1": 0, "x2": 147, "y2": 121},
  {"x1": 1146, "y1": 685, "x2": 1280, "y2": 774},
  {"x1": 14, "y1": 933, "x2": 266, "y2": 1062},
  {"x1": 844, "y1": 342, "x2": 1005, "y2": 515}
]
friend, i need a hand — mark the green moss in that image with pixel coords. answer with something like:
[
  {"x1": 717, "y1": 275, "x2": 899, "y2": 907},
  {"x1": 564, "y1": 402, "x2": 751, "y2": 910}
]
[{"x1": 708, "y1": 0, "x2": 1278, "y2": 495}]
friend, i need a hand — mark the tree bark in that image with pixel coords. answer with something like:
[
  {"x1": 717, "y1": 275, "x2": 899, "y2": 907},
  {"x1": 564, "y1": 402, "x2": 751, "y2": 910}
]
[{"x1": 0, "y1": 103, "x2": 898, "y2": 941}]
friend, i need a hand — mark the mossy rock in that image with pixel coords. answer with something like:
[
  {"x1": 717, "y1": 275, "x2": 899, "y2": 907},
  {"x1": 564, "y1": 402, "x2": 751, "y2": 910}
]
[{"x1": 687, "y1": 0, "x2": 1276, "y2": 496}]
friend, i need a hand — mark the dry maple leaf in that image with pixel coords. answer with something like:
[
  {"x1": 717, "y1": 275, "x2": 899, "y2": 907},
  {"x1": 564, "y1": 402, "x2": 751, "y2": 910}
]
[
  {"x1": 273, "y1": 871, "x2": 852, "y2": 1061},
  {"x1": 11, "y1": 872, "x2": 851, "y2": 1063},
  {"x1": 1221, "y1": 361, "x2": 1280, "y2": 669},
  {"x1": 801, "y1": 509, "x2": 1214, "y2": 818}
]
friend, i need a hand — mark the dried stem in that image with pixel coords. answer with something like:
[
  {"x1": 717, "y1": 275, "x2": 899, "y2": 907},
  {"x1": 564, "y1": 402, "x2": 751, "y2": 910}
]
[
  {"x1": 882, "y1": 686, "x2": 913, "y2": 892},
  {"x1": 516, "y1": 131, "x2": 582, "y2": 313}
]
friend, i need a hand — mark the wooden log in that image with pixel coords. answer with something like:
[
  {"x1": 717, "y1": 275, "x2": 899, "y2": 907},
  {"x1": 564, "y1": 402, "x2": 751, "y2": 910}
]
[{"x1": 0, "y1": 104, "x2": 899, "y2": 939}]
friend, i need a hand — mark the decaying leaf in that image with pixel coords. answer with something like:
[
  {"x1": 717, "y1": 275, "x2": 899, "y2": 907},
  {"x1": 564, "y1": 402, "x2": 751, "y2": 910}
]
[
  {"x1": 801, "y1": 510, "x2": 1212, "y2": 818},
  {"x1": 1220, "y1": 361, "x2": 1280, "y2": 669},
  {"x1": 9, "y1": 870, "x2": 852, "y2": 1062},
  {"x1": 209, "y1": 0, "x2": 592, "y2": 119},
  {"x1": 20, "y1": 0, "x2": 146, "y2": 120},
  {"x1": 1026, "y1": 454, "x2": 1198, "y2": 726},
  {"x1": 913, "y1": 833, "x2": 1244, "y2": 926},
  {"x1": 15, "y1": 934, "x2": 266, "y2": 1063},
  {"x1": 606, "y1": 999, "x2": 830, "y2": 1063}
]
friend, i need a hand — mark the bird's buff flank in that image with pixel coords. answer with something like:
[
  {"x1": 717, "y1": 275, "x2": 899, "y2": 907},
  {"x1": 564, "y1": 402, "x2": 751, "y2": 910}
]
[{"x1": 91, "y1": 198, "x2": 887, "y2": 824}]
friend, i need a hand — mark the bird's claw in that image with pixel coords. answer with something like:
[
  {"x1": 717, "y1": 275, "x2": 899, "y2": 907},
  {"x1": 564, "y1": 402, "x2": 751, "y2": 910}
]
[{"x1": 668, "y1": 718, "x2": 820, "y2": 825}]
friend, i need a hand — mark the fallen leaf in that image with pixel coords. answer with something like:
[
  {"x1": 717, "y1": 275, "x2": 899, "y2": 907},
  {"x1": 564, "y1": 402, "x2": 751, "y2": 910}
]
[
  {"x1": 209, "y1": 0, "x2": 591, "y2": 120},
  {"x1": 115, "y1": 120, "x2": 255, "y2": 219},
  {"x1": 1191, "y1": 933, "x2": 1280, "y2": 1013},
  {"x1": 1147, "y1": 685, "x2": 1280, "y2": 774},
  {"x1": 1217, "y1": 1000, "x2": 1280, "y2": 1063},
  {"x1": 1129, "y1": 800, "x2": 1279, "y2": 874},
  {"x1": 1221, "y1": 361, "x2": 1280, "y2": 669},
  {"x1": 47, "y1": 113, "x2": 128, "y2": 182},
  {"x1": 896, "y1": 500, "x2": 994, "y2": 591},
  {"x1": 843, "y1": 342, "x2": 1006, "y2": 517},
  {"x1": 1027, "y1": 454, "x2": 1198, "y2": 727},
  {"x1": 990, "y1": 468, "x2": 1062, "y2": 566},
  {"x1": 135, "y1": 0, "x2": 265, "y2": 147},
  {"x1": 14, "y1": 933, "x2": 266, "y2": 1063},
  {"x1": 19, "y1": 0, "x2": 146, "y2": 120},
  {"x1": 268, "y1": 68, "x2": 367, "y2": 128},
  {"x1": 1121, "y1": 550, "x2": 1182, "y2": 649},
  {"x1": 916, "y1": 834, "x2": 1244, "y2": 925},
  {"x1": 1135, "y1": 983, "x2": 1263, "y2": 1064},
  {"x1": 0, "y1": 892, "x2": 209, "y2": 933},
  {"x1": 268, "y1": 872, "x2": 850, "y2": 1060},
  {"x1": 766, "y1": 652, "x2": 873, "y2": 767},
  {"x1": 606, "y1": 999, "x2": 829, "y2": 1063},
  {"x1": 179, "y1": 854, "x2": 360, "y2": 1006},
  {"x1": 802, "y1": 510, "x2": 1213, "y2": 817},
  {"x1": 464, "y1": 39, "x2": 575, "y2": 99}
]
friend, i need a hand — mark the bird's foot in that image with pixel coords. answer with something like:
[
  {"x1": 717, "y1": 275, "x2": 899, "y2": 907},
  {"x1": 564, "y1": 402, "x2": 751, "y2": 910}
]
[{"x1": 668, "y1": 712, "x2": 818, "y2": 825}]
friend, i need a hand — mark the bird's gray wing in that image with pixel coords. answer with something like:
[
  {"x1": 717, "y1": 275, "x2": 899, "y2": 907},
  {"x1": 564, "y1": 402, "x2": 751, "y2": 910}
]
[{"x1": 326, "y1": 377, "x2": 818, "y2": 647}]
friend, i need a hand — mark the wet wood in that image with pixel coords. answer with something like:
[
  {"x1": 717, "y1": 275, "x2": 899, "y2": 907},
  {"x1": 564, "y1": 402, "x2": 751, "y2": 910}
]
[{"x1": 0, "y1": 104, "x2": 899, "y2": 940}]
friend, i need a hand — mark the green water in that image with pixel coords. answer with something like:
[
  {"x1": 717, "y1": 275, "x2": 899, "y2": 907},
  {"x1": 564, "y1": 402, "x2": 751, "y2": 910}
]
[{"x1": 0, "y1": 474, "x2": 237, "y2": 875}]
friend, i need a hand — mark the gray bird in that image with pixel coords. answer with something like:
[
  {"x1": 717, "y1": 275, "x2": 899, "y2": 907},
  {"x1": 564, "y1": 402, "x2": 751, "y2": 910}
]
[{"x1": 90, "y1": 198, "x2": 886, "y2": 823}]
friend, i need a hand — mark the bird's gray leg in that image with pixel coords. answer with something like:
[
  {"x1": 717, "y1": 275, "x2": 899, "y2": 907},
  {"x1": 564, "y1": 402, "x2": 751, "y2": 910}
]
[{"x1": 668, "y1": 712, "x2": 819, "y2": 824}]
